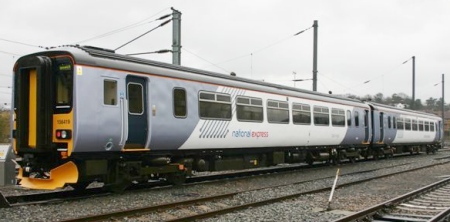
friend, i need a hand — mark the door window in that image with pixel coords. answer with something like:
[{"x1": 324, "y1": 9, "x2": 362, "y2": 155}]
[{"x1": 128, "y1": 83, "x2": 144, "y2": 115}]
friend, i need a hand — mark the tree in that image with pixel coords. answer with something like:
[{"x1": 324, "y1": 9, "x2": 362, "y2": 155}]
[
  {"x1": 0, "y1": 110, "x2": 10, "y2": 143},
  {"x1": 426, "y1": 97, "x2": 437, "y2": 110},
  {"x1": 374, "y1": 93, "x2": 384, "y2": 103}
]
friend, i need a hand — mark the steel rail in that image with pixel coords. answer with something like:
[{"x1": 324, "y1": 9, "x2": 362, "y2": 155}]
[
  {"x1": 333, "y1": 177, "x2": 450, "y2": 222},
  {"x1": 61, "y1": 160, "x2": 450, "y2": 222}
]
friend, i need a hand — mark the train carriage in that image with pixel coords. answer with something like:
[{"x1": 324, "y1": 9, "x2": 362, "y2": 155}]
[
  {"x1": 368, "y1": 103, "x2": 442, "y2": 155},
  {"x1": 11, "y1": 45, "x2": 441, "y2": 190}
]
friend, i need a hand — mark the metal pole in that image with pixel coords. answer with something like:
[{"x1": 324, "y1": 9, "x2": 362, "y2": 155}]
[
  {"x1": 412, "y1": 56, "x2": 415, "y2": 109},
  {"x1": 171, "y1": 8, "x2": 181, "y2": 65},
  {"x1": 312, "y1": 20, "x2": 318, "y2": 92},
  {"x1": 442, "y1": 74, "x2": 445, "y2": 146}
]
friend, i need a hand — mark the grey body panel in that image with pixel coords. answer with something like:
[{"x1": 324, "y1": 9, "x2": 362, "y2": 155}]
[
  {"x1": 73, "y1": 67, "x2": 125, "y2": 152},
  {"x1": 341, "y1": 107, "x2": 371, "y2": 146}
]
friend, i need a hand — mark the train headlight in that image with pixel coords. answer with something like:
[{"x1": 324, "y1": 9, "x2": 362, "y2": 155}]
[{"x1": 56, "y1": 130, "x2": 72, "y2": 140}]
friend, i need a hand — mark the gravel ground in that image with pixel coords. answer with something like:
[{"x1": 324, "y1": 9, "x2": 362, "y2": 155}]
[{"x1": 1, "y1": 150, "x2": 450, "y2": 222}]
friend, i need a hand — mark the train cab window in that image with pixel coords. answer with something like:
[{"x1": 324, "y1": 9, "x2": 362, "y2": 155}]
[
  {"x1": 393, "y1": 117, "x2": 397, "y2": 129},
  {"x1": 425, "y1": 121, "x2": 430, "y2": 131},
  {"x1": 431, "y1": 122, "x2": 435, "y2": 132},
  {"x1": 54, "y1": 59, "x2": 73, "y2": 113},
  {"x1": 412, "y1": 119, "x2": 418, "y2": 131},
  {"x1": 314, "y1": 106, "x2": 330, "y2": 126},
  {"x1": 236, "y1": 96, "x2": 263, "y2": 122},
  {"x1": 103, "y1": 80, "x2": 117, "y2": 105},
  {"x1": 346, "y1": 110, "x2": 352, "y2": 127},
  {"x1": 397, "y1": 118, "x2": 404, "y2": 130},
  {"x1": 405, "y1": 118, "x2": 411, "y2": 130},
  {"x1": 292, "y1": 103, "x2": 311, "y2": 125},
  {"x1": 199, "y1": 92, "x2": 231, "y2": 120},
  {"x1": 267, "y1": 100, "x2": 289, "y2": 124},
  {"x1": 127, "y1": 83, "x2": 144, "y2": 115},
  {"x1": 331, "y1": 108, "x2": 345, "y2": 127},
  {"x1": 354, "y1": 111, "x2": 359, "y2": 127},
  {"x1": 419, "y1": 120, "x2": 424, "y2": 131},
  {"x1": 388, "y1": 116, "x2": 392, "y2": 129},
  {"x1": 173, "y1": 88, "x2": 187, "y2": 118}
]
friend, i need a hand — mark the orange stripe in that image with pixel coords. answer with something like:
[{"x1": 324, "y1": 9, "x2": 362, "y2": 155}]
[{"x1": 28, "y1": 69, "x2": 37, "y2": 148}]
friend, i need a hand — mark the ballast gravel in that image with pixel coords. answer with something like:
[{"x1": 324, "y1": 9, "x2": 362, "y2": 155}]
[{"x1": 1, "y1": 150, "x2": 450, "y2": 222}]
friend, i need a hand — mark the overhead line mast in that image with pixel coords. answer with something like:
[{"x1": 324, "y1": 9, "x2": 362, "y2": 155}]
[{"x1": 171, "y1": 7, "x2": 181, "y2": 65}]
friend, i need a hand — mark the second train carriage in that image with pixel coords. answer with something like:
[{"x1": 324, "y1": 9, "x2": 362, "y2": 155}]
[{"x1": 11, "y1": 45, "x2": 442, "y2": 190}]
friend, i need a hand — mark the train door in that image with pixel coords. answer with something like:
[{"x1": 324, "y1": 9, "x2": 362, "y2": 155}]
[
  {"x1": 125, "y1": 75, "x2": 148, "y2": 148},
  {"x1": 364, "y1": 110, "x2": 370, "y2": 143},
  {"x1": 378, "y1": 112, "x2": 384, "y2": 142}
]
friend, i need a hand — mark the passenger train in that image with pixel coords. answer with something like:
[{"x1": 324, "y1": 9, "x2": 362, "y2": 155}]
[{"x1": 11, "y1": 45, "x2": 442, "y2": 190}]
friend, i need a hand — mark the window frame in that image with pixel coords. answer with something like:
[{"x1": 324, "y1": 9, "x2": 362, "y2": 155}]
[
  {"x1": 331, "y1": 108, "x2": 345, "y2": 127},
  {"x1": 173, "y1": 87, "x2": 187, "y2": 118},
  {"x1": 292, "y1": 103, "x2": 311, "y2": 125},
  {"x1": 127, "y1": 82, "x2": 144, "y2": 115},
  {"x1": 236, "y1": 96, "x2": 264, "y2": 122},
  {"x1": 267, "y1": 100, "x2": 289, "y2": 124},
  {"x1": 314, "y1": 106, "x2": 330, "y2": 126},
  {"x1": 103, "y1": 79, "x2": 118, "y2": 106},
  {"x1": 198, "y1": 91, "x2": 232, "y2": 120}
]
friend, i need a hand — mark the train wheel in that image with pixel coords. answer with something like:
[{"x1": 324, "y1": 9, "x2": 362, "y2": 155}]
[
  {"x1": 106, "y1": 179, "x2": 131, "y2": 193},
  {"x1": 167, "y1": 172, "x2": 186, "y2": 186}
]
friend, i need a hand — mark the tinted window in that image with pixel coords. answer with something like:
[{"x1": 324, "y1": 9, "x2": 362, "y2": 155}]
[
  {"x1": 128, "y1": 83, "x2": 144, "y2": 114},
  {"x1": 314, "y1": 106, "x2": 329, "y2": 126},
  {"x1": 331, "y1": 108, "x2": 345, "y2": 127},
  {"x1": 292, "y1": 103, "x2": 311, "y2": 125},
  {"x1": 267, "y1": 100, "x2": 289, "y2": 124},
  {"x1": 173, "y1": 88, "x2": 187, "y2": 117},
  {"x1": 237, "y1": 96, "x2": 263, "y2": 122},
  {"x1": 199, "y1": 92, "x2": 231, "y2": 120}
]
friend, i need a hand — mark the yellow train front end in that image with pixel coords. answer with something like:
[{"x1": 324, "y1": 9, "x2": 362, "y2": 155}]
[{"x1": 13, "y1": 53, "x2": 78, "y2": 189}]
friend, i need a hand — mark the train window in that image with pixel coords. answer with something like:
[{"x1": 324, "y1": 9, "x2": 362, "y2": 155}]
[
  {"x1": 419, "y1": 120, "x2": 424, "y2": 131},
  {"x1": 354, "y1": 111, "x2": 359, "y2": 127},
  {"x1": 199, "y1": 92, "x2": 231, "y2": 120},
  {"x1": 347, "y1": 110, "x2": 352, "y2": 127},
  {"x1": 431, "y1": 122, "x2": 435, "y2": 132},
  {"x1": 103, "y1": 80, "x2": 117, "y2": 105},
  {"x1": 236, "y1": 96, "x2": 263, "y2": 122},
  {"x1": 128, "y1": 83, "x2": 144, "y2": 115},
  {"x1": 405, "y1": 118, "x2": 411, "y2": 130},
  {"x1": 412, "y1": 119, "x2": 418, "y2": 131},
  {"x1": 292, "y1": 103, "x2": 311, "y2": 125},
  {"x1": 267, "y1": 100, "x2": 289, "y2": 124},
  {"x1": 393, "y1": 117, "x2": 397, "y2": 129},
  {"x1": 173, "y1": 88, "x2": 187, "y2": 118},
  {"x1": 314, "y1": 106, "x2": 329, "y2": 126},
  {"x1": 388, "y1": 116, "x2": 391, "y2": 129},
  {"x1": 397, "y1": 118, "x2": 404, "y2": 130},
  {"x1": 425, "y1": 121, "x2": 430, "y2": 131},
  {"x1": 54, "y1": 58, "x2": 73, "y2": 113},
  {"x1": 331, "y1": 108, "x2": 345, "y2": 127}
]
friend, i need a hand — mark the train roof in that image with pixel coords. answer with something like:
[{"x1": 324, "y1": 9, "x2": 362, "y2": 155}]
[
  {"x1": 367, "y1": 102, "x2": 441, "y2": 120},
  {"x1": 19, "y1": 45, "x2": 369, "y2": 107}
]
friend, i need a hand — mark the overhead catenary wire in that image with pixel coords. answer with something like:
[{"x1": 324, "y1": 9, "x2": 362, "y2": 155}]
[
  {"x1": 114, "y1": 18, "x2": 172, "y2": 51},
  {"x1": 182, "y1": 48, "x2": 230, "y2": 73},
  {"x1": 75, "y1": 8, "x2": 172, "y2": 44},
  {"x1": 0, "y1": 38, "x2": 45, "y2": 49},
  {"x1": 204, "y1": 24, "x2": 314, "y2": 68}
]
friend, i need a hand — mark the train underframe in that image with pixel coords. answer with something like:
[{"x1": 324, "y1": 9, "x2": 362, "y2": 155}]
[{"x1": 67, "y1": 142, "x2": 441, "y2": 191}]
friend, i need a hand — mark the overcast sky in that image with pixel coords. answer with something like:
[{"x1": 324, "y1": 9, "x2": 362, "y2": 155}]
[{"x1": 1, "y1": 0, "x2": 449, "y2": 108}]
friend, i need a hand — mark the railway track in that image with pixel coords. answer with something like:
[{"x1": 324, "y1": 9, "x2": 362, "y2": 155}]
[
  {"x1": 334, "y1": 177, "x2": 450, "y2": 222},
  {"x1": 0, "y1": 152, "x2": 418, "y2": 208},
  {"x1": 61, "y1": 160, "x2": 450, "y2": 222}
]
